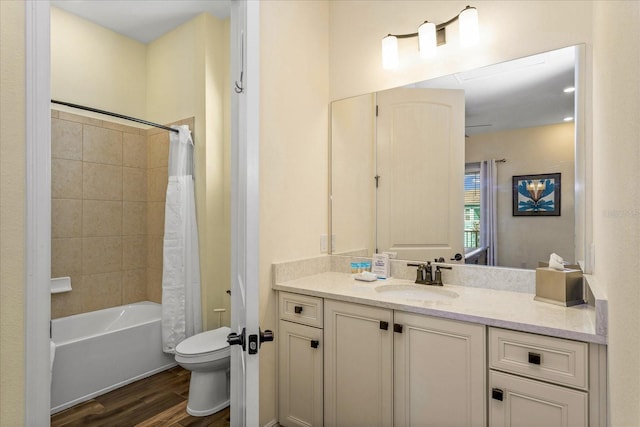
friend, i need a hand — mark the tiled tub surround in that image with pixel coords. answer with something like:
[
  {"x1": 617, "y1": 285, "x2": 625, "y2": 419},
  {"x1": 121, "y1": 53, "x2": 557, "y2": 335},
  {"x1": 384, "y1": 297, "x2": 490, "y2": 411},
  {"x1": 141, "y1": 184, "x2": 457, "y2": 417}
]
[
  {"x1": 272, "y1": 255, "x2": 607, "y2": 344},
  {"x1": 51, "y1": 109, "x2": 194, "y2": 318}
]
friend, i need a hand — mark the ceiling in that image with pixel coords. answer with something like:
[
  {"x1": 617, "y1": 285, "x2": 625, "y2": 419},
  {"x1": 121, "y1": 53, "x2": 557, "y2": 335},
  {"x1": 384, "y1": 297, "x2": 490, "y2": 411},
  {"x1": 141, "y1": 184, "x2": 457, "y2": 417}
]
[
  {"x1": 51, "y1": 0, "x2": 231, "y2": 44},
  {"x1": 407, "y1": 46, "x2": 576, "y2": 135},
  {"x1": 51, "y1": 2, "x2": 575, "y2": 135}
]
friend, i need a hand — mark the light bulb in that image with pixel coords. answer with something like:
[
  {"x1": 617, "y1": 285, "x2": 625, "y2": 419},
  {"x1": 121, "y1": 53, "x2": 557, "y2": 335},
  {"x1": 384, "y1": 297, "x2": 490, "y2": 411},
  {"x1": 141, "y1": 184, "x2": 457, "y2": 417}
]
[
  {"x1": 381, "y1": 35, "x2": 399, "y2": 69},
  {"x1": 458, "y1": 6, "x2": 479, "y2": 48},
  {"x1": 418, "y1": 22, "x2": 437, "y2": 59}
]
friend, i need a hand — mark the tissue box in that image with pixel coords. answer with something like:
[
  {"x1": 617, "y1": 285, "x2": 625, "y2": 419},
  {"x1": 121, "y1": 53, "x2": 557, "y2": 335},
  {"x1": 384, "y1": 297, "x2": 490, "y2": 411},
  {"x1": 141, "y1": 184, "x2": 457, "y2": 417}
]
[{"x1": 534, "y1": 267, "x2": 584, "y2": 307}]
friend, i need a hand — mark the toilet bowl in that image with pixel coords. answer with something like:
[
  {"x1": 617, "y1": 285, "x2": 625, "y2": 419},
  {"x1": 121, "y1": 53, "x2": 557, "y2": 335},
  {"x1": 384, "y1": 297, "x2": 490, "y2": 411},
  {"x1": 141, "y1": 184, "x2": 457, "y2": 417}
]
[{"x1": 174, "y1": 326, "x2": 231, "y2": 416}]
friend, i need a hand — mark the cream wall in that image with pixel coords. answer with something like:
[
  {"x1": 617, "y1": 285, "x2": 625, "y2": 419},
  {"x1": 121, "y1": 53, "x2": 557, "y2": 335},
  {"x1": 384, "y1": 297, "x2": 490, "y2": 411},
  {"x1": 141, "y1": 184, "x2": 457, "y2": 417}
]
[
  {"x1": 51, "y1": 7, "x2": 147, "y2": 118},
  {"x1": 0, "y1": 1, "x2": 26, "y2": 425},
  {"x1": 259, "y1": 1, "x2": 330, "y2": 424},
  {"x1": 329, "y1": 1, "x2": 593, "y2": 101},
  {"x1": 146, "y1": 14, "x2": 231, "y2": 329},
  {"x1": 592, "y1": 1, "x2": 640, "y2": 425},
  {"x1": 466, "y1": 123, "x2": 575, "y2": 269}
]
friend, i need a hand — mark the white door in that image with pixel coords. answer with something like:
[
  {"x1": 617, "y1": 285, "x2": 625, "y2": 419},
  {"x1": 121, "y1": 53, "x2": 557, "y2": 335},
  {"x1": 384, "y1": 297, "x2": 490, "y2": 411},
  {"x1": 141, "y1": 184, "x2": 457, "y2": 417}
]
[
  {"x1": 229, "y1": 1, "x2": 264, "y2": 426},
  {"x1": 376, "y1": 88, "x2": 465, "y2": 262}
]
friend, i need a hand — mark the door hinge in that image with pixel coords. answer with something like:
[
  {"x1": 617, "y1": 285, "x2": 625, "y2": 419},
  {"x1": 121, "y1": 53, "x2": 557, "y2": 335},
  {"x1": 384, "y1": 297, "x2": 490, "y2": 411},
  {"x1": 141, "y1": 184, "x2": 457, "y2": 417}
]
[
  {"x1": 376, "y1": 105, "x2": 379, "y2": 116},
  {"x1": 374, "y1": 175, "x2": 380, "y2": 188}
]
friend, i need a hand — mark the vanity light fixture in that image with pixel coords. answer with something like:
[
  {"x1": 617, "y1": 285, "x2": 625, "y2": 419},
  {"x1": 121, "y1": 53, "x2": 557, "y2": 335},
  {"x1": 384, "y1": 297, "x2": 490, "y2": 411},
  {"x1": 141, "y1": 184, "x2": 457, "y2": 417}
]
[{"x1": 381, "y1": 5, "x2": 479, "y2": 69}]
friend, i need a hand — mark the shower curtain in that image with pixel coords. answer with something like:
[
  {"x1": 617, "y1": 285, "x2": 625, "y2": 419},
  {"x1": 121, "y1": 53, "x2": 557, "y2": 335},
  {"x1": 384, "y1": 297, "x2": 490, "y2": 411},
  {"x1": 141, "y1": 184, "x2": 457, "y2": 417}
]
[
  {"x1": 480, "y1": 159, "x2": 498, "y2": 266},
  {"x1": 161, "y1": 125, "x2": 202, "y2": 353}
]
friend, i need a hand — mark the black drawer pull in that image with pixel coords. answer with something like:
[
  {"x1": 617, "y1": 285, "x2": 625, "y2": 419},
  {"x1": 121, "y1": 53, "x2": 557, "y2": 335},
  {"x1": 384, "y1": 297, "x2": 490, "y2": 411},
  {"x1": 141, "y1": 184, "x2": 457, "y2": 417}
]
[
  {"x1": 492, "y1": 388, "x2": 504, "y2": 401},
  {"x1": 294, "y1": 305, "x2": 303, "y2": 314},
  {"x1": 393, "y1": 323, "x2": 403, "y2": 333},
  {"x1": 528, "y1": 352, "x2": 542, "y2": 365},
  {"x1": 380, "y1": 321, "x2": 389, "y2": 330},
  {"x1": 310, "y1": 340, "x2": 319, "y2": 349}
]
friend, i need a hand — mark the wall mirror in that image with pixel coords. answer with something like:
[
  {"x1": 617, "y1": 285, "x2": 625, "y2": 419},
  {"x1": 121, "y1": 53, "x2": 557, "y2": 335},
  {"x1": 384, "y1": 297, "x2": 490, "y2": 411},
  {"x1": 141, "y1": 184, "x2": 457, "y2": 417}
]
[{"x1": 330, "y1": 44, "x2": 587, "y2": 270}]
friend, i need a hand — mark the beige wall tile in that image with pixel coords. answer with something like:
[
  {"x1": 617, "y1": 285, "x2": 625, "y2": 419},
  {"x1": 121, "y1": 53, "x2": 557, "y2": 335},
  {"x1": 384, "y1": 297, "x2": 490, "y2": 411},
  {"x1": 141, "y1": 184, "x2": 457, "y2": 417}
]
[
  {"x1": 147, "y1": 131, "x2": 169, "y2": 168},
  {"x1": 147, "y1": 167, "x2": 168, "y2": 202},
  {"x1": 51, "y1": 276, "x2": 84, "y2": 319},
  {"x1": 123, "y1": 167, "x2": 147, "y2": 201},
  {"x1": 83, "y1": 125, "x2": 123, "y2": 165},
  {"x1": 58, "y1": 111, "x2": 102, "y2": 127},
  {"x1": 83, "y1": 162, "x2": 122, "y2": 200},
  {"x1": 146, "y1": 267, "x2": 163, "y2": 303},
  {"x1": 147, "y1": 201, "x2": 165, "y2": 237},
  {"x1": 123, "y1": 133, "x2": 146, "y2": 168},
  {"x1": 52, "y1": 199, "x2": 82, "y2": 238},
  {"x1": 147, "y1": 236, "x2": 164, "y2": 269},
  {"x1": 52, "y1": 159, "x2": 83, "y2": 199},
  {"x1": 82, "y1": 271, "x2": 122, "y2": 312},
  {"x1": 51, "y1": 238, "x2": 82, "y2": 277},
  {"x1": 82, "y1": 236, "x2": 122, "y2": 274},
  {"x1": 123, "y1": 269, "x2": 147, "y2": 304},
  {"x1": 52, "y1": 118, "x2": 82, "y2": 160},
  {"x1": 123, "y1": 201, "x2": 147, "y2": 236},
  {"x1": 102, "y1": 121, "x2": 141, "y2": 135},
  {"x1": 122, "y1": 236, "x2": 147, "y2": 270},
  {"x1": 83, "y1": 200, "x2": 122, "y2": 237}
]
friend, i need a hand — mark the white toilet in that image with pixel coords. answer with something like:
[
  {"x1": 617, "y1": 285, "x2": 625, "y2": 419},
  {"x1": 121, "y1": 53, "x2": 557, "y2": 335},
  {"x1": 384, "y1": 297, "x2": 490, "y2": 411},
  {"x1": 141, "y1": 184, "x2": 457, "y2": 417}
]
[{"x1": 174, "y1": 326, "x2": 231, "y2": 416}]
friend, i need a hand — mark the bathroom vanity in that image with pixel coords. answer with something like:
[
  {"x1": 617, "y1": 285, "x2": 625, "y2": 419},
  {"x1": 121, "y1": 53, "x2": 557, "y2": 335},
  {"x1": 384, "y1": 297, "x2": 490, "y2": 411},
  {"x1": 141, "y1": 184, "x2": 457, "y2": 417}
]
[{"x1": 273, "y1": 258, "x2": 607, "y2": 427}]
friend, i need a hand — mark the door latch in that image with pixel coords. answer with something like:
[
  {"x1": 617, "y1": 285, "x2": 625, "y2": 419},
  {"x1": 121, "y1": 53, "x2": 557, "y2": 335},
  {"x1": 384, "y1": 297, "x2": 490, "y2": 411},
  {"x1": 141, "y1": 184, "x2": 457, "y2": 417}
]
[{"x1": 227, "y1": 327, "x2": 246, "y2": 351}]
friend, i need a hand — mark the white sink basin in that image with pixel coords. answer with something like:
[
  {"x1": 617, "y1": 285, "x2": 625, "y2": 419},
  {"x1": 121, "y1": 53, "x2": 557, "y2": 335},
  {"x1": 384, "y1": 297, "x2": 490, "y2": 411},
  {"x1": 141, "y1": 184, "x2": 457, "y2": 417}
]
[{"x1": 374, "y1": 284, "x2": 459, "y2": 302}]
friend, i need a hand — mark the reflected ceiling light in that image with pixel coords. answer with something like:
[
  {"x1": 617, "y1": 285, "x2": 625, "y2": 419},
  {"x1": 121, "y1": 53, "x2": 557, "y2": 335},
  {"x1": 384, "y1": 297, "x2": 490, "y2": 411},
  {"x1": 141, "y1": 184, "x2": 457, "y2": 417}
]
[
  {"x1": 563, "y1": 86, "x2": 576, "y2": 93},
  {"x1": 381, "y1": 5, "x2": 479, "y2": 69},
  {"x1": 564, "y1": 117, "x2": 574, "y2": 122}
]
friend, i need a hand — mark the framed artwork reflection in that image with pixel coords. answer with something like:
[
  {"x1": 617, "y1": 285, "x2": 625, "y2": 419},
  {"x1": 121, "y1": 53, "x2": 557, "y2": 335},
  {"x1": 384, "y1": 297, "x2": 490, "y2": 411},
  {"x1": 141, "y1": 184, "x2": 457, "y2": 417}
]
[{"x1": 512, "y1": 173, "x2": 561, "y2": 216}]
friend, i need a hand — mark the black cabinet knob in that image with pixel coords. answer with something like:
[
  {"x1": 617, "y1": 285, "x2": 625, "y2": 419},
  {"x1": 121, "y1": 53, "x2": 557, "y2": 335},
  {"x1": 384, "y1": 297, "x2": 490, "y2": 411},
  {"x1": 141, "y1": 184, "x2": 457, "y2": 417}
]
[
  {"x1": 492, "y1": 388, "x2": 504, "y2": 401},
  {"x1": 294, "y1": 305, "x2": 303, "y2": 314},
  {"x1": 310, "y1": 340, "x2": 320, "y2": 349},
  {"x1": 393, "y1": 323, "x2": 403, "y2": 333},
  {"x1": 528, "y1": 352, "x2": 542, "y2": 365},
  {"x1": 380, "y1": 321, "x2": 389, "y2": 330}
]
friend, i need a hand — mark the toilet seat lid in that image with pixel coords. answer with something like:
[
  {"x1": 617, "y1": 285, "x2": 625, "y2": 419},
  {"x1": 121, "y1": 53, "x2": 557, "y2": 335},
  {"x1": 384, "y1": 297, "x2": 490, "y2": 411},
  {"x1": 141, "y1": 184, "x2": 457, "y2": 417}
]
[{"x1": 175, "y1": 326, "x2": 231, "y2": 355}]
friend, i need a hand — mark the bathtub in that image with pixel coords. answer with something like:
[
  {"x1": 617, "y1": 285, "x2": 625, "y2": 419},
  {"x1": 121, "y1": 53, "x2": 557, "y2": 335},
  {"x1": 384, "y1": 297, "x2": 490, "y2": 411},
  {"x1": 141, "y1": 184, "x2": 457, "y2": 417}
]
[{"x1": 51, "y1": 301, "x2": 176, "y2": 414}]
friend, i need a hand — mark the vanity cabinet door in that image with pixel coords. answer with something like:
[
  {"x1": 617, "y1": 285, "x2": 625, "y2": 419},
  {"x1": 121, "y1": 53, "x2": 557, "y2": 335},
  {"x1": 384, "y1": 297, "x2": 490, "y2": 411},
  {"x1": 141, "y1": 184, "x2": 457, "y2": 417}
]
[
  {"x1": 393, "y1": 312, "x2": 486, "y2": 427},
  {"x1": 324, "y1": 300, "x2": 393, "y2": 427},
  {"x1": 278, "y1": 320, "x2": 323, "y2": 427},
  {"x1": 490, "y1": 370, "x2": 587, "y2": 427}
]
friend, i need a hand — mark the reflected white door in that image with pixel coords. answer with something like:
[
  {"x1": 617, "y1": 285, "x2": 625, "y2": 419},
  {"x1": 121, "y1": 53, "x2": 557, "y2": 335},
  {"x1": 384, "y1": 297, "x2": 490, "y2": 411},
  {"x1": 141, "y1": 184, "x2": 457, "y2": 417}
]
[
  {"x1": 230, "y1": 1, "x2": 261, "y2": 425},
  {"x1": 376, "y1": 88, "x2": 465, "y2": 262}
]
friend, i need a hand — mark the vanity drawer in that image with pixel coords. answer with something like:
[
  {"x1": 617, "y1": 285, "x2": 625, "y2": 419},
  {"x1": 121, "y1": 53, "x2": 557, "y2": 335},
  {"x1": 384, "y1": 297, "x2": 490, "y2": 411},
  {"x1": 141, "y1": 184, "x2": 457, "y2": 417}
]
[
  {"x1": 489, "y1": 328, "x2": 588, "y2": 390},
  {"x1": 279, "y1": 292, "x2": 323, "y2": 328}
]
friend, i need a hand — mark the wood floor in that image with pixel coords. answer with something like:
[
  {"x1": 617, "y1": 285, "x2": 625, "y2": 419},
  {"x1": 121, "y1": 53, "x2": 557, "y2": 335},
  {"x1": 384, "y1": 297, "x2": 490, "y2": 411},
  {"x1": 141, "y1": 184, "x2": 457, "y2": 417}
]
[{"x1": 51, "y1": 366, "x2": 231, "y2": 427}]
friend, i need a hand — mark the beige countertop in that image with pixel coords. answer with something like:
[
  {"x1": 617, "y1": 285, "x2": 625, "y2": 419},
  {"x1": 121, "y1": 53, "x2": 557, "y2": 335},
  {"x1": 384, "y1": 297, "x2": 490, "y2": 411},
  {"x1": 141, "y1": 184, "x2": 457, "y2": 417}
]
[{"x1": 273, "y1": 271, "x2": 607, "y2": 345}]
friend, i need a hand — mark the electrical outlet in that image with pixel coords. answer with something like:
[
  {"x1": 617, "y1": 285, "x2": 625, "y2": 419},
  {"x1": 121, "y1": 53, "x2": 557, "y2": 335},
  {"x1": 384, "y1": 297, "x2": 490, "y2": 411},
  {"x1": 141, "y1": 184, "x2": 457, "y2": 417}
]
[
  {"x1": 331, "y1": 234, "x2": 336, "y2": 252},
  {"x1": 320, "y1": 234, "x2": 328, "y2": 253}
]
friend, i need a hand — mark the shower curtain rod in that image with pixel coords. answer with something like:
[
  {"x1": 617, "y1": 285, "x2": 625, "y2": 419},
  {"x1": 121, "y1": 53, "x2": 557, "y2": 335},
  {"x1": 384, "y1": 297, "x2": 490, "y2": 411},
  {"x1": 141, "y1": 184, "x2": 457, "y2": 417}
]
[{"x1": 51, "y1": 100, "x2": 179, "y2": 134}]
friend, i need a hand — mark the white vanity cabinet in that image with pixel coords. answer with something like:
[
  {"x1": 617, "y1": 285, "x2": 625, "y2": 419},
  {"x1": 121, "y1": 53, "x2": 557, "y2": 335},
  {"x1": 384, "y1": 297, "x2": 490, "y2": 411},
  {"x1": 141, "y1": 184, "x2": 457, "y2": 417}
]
[
  {"x1": 278, "y1": 292, "x2": 324, "y2": 427},
  {"x1": 394, "y1": 311, "x2": 486, "y2": 427},
  {"x1": 323, "y1": 299, "x2": 394, "y2": 427},
  {"x1": 324, "y1": 299, "x2": 486, "y2": 427},
  {"x1": 488, "y1": 327, "x2": 605, "y2": 427}
]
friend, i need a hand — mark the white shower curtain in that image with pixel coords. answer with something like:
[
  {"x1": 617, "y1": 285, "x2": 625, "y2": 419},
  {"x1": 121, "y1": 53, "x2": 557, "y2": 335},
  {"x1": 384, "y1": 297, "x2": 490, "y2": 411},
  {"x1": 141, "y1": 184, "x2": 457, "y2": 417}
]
[
  {"x1": 480, "y1": 159, "x2": 498, "y2": 266},
  {"x1": 161, "y1": 125, "x2": 202, "y2": 353}
]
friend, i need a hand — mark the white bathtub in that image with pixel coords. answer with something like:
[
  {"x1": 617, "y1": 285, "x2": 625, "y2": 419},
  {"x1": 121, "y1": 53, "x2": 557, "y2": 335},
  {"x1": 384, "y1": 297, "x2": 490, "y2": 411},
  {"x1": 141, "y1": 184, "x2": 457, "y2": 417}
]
[{"x1": 51, "y1": 301, "x2": 176, "y2": 414}]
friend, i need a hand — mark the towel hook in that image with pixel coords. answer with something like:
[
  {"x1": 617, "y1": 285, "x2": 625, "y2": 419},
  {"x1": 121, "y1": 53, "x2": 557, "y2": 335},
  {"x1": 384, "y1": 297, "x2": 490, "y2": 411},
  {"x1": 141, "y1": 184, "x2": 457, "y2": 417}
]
[{"x1": 235, "y1": 30, "x2": 245, "y2": 94}]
